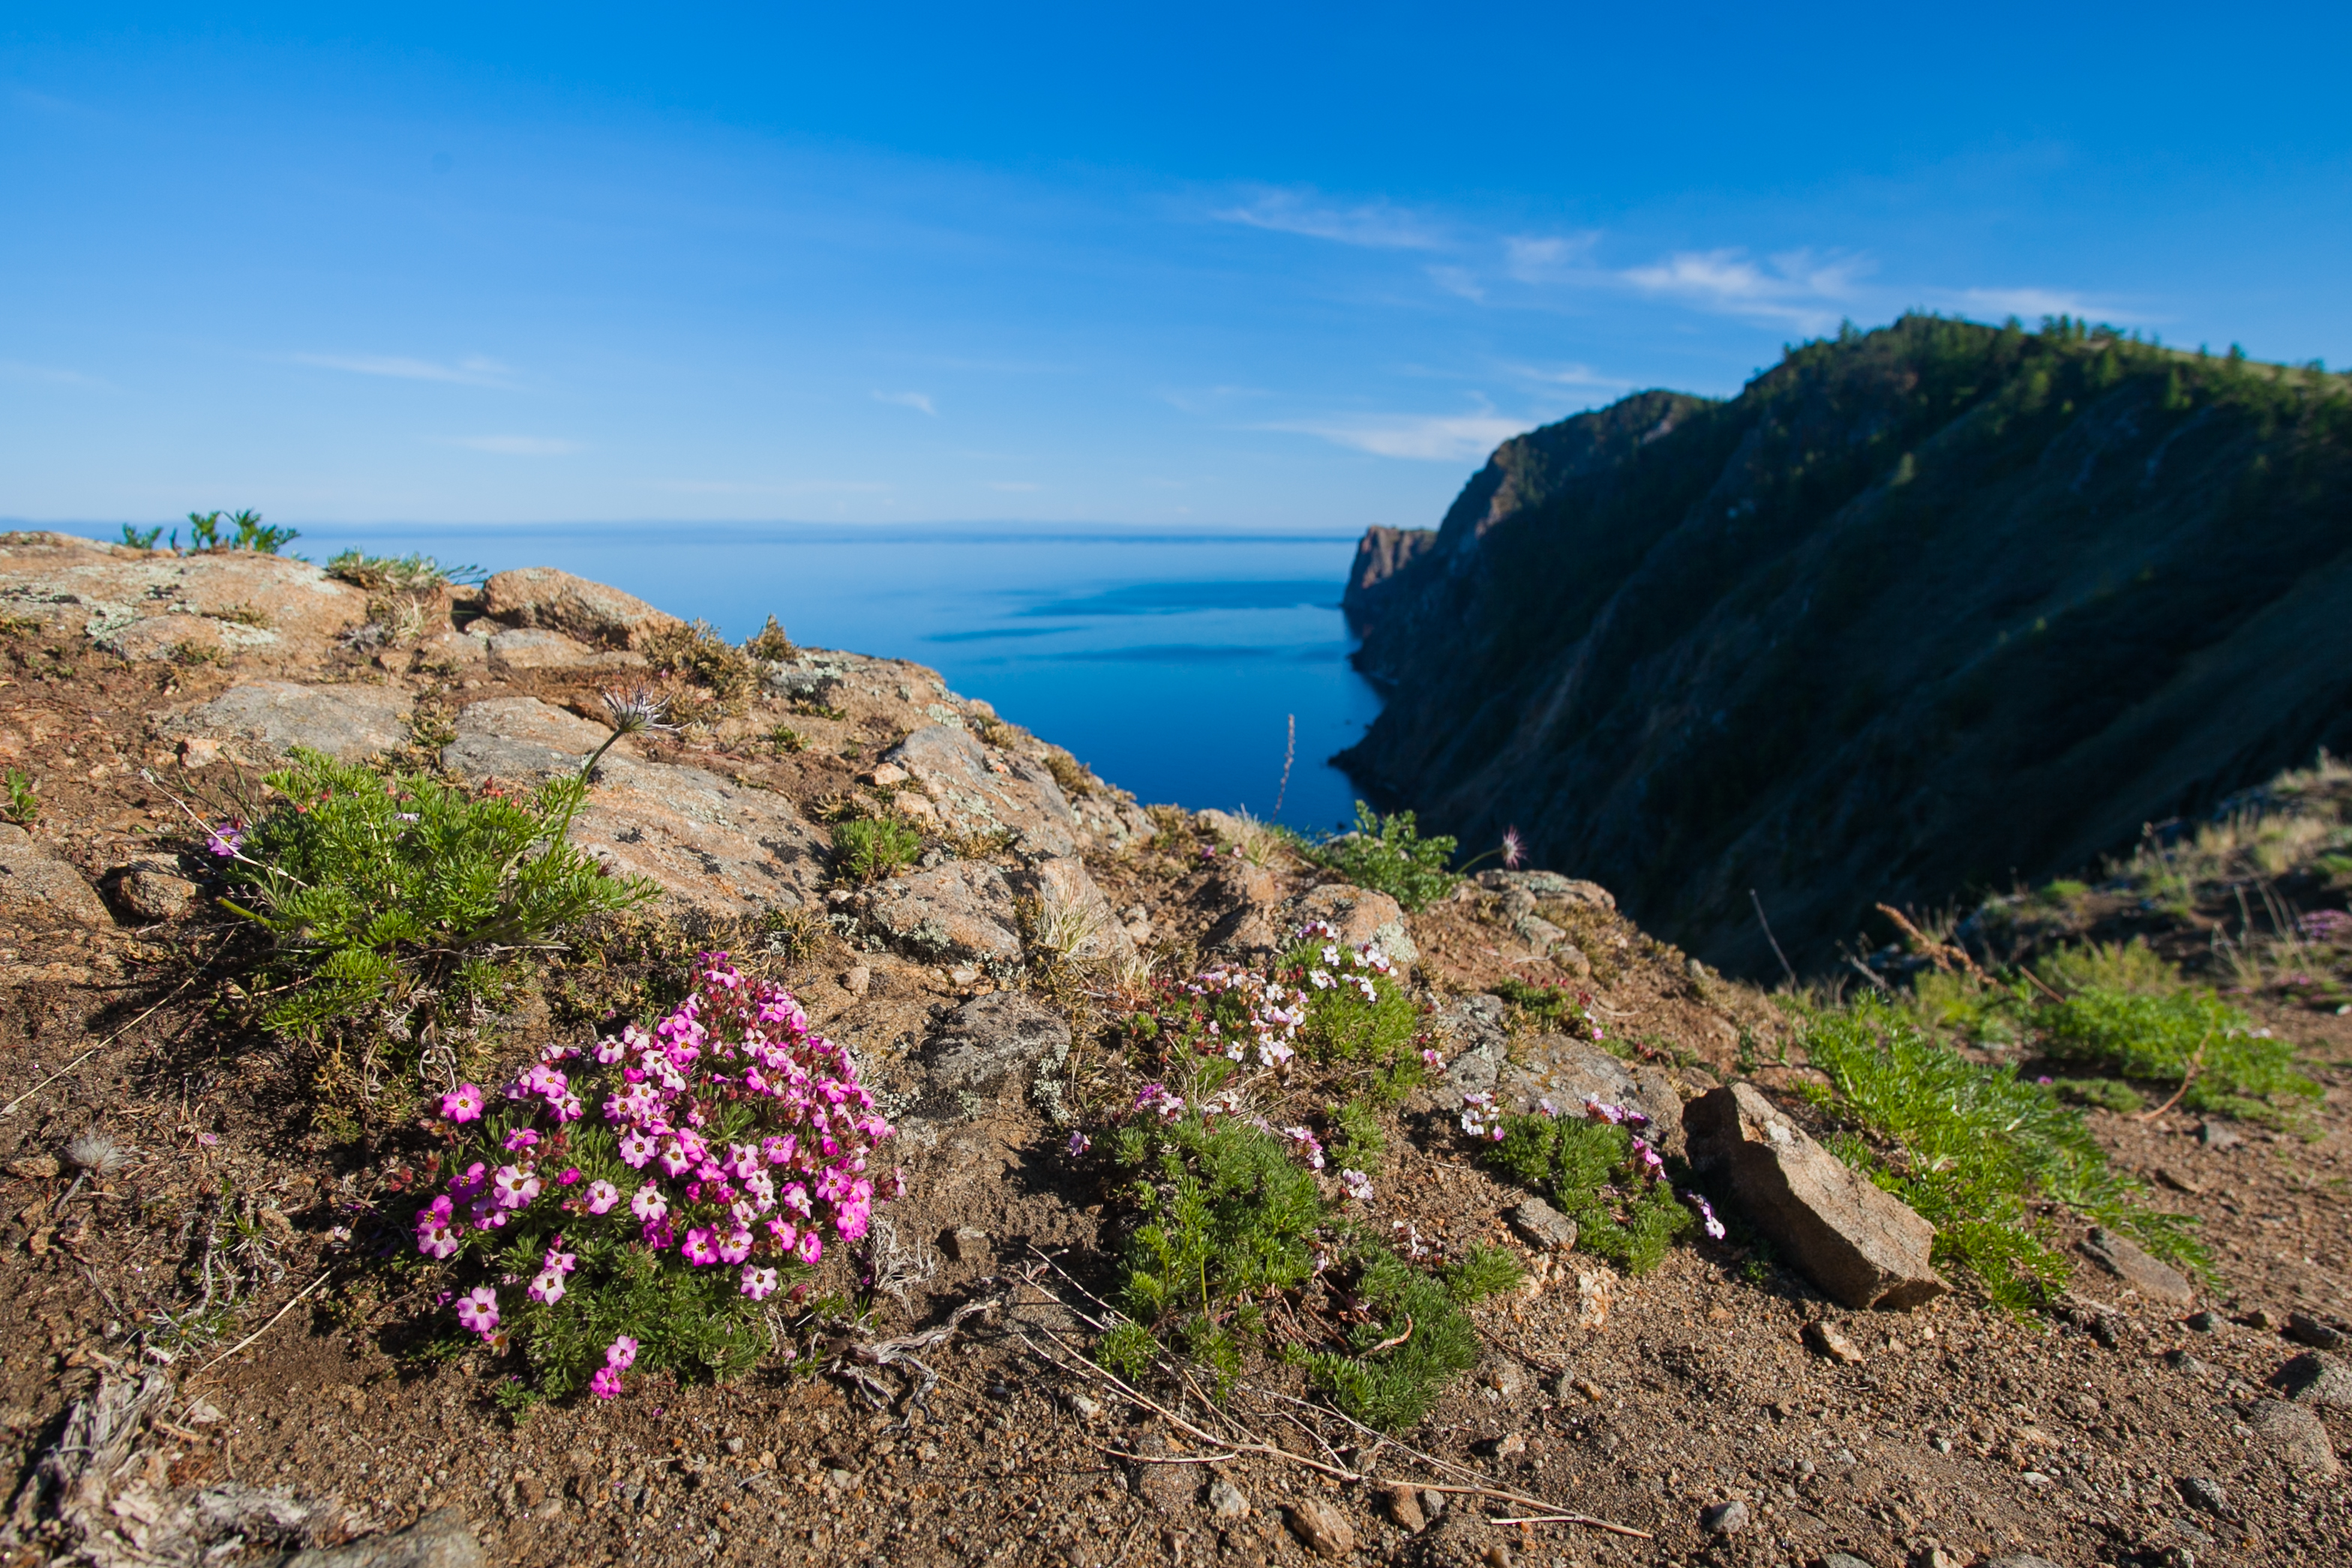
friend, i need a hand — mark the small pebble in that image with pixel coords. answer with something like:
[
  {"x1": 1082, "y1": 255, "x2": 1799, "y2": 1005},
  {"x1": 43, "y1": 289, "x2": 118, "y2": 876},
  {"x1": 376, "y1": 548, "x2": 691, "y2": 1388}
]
[{"x1": 1699, "y1": 1499, "x2": 1750, "y2": 1535}]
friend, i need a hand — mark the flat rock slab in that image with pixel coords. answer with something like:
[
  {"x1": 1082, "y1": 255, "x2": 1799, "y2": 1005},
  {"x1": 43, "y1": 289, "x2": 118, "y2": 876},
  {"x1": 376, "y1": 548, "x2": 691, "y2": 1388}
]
[
  {"x1": 1686, "y1": 1082, "x2": 1946, "y2": 1310},
  {"x1": 1442, "y1": 1020, "x2": 1684, "y2": 1153},
  {"x1": 484, "y1": 628, "x2": 644, "y2": 672},
  {"x1": 0, "y1": 825, "x2": 109, "y2": 925},
  {"x1": 158, "y1": 681, "x2": 413, "y2": 764},
  {"x1": 2077, "y1": 1226, "x2": 2195, "y2": 1306},
  {"x1": 1477, "y1": 868, "x2": 1616, "y2": 910},
  {"x1": 0, "y1": 532, "x2": 370, "y2": 665},
  {"x1": 917, "y1": 991, "x2": 1071, "y2": 1117},
  {"x1": 481, "y1": 566, "x2": 679, "y2": 649},
  {"x1": 1506, "y1": 1197, "x2": 1580, "y2": 1251},
  {"x1": 860, "y1": 862, "x2": 1024, "y2": 964},
  {"x1": 2273, "y1": 1349, "x2": 2352, "y2": 1408},
  {"x1": 2245, "y1": 1399, "x2": 2341, "y2": 1477},
  {"x1": 440, "y1": 697, "x2": 825, "y2": 915}
]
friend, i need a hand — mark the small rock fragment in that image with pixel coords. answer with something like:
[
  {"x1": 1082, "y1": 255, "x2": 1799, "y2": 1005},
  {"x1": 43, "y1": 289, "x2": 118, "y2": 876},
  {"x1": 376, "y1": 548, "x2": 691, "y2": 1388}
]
[
  {"x1": 1570, "y1": 1376, "x2": 1606, "y2": 1404},
  {"x1": 2154, "y1": 1166, "x2": 2205, "y2": 1195},
  {"x1": 1804, "y1": 1321, "x2": 1865, "y2": 1364},
  {"x1": 1280, "y1": 1498, "x2": 1354, "y2": 1559},
  {"x1": 1474, "y1": 1432, "x2": 1526, "y2": 1459},
  {"x1": 1418, "y1": 1489, "x2": 1448, "y2": 1521},
  {"x1": 2272, "y1": 1349, "x2": 2352, "y2": 1408},
  {"x1": 1574, "y1": 1268, "x2": 1615, "y2": 1331},
  {"x1": 2186, "y1": 1311, "x2": 2219, "y2": 1333},
  {"x1": 2241, "y1": 1307, "x2": 2278, "y2": 1330},
  {"x1": 1481, "y1": 1361, "x2": 1528, "y2": 1398},
  {"x1": 1699, "y1": 1499, "x2": 1749, "y2": 1535},
  {"x1": 2197, "y1": 1119, "x2": 2242, "y2": 1148},
  {"x1": 1207, "y1": 1477, "x2": 1250, "y2": 1522},
  {"x1": 1821, "y1": 1556, "x2": 1878, "y2": 1568},
  {"x1": 2246, "y1": 1400, "x2": 2342, "y2": 1477},
  {"x1": 1067, "y1": 1393, "x2": 1102, "y2": 1422},
  {"x1": 2164, "y1": 1348, "x2": 2211, "y2": 1378},
  {"x1": 1481, "y1": 1546, "x2": 1513, "y2": 1568},
  {"x1": 866, "y1": 763, "x2": 908, "y2": 787},
  {"x1": 944, "y1": 1227, "x2": 991, "y2": 1264},
  {"x1": 842, "y1": 964, "x2": 872, "y2": 996},
  {"x1": 1377, "y1": 1483, "x2": 1424, "y2": 1534},
  {"x1": 2175, "y1": 1475, "x2": 2228, "y2": 1516},
  {"x1": 2077, "y1": 1228, "x2": 2195, "y2": 1306},
  {"x1": 1504, "y1": 1198, "x2": 1579, "y2": 1252},
  {"x1": 8, "y1": 1156, "x2": 58, "y2": 1180},
  {"x1": 1984, "y1": 1558, "x2": 2062, "y2": 1568},
  {"x1": 2285, "y1": 1312, "x2": 2345, "y2": 1350},
  {"x1": 279, "y1": 1506, "x2": 485, "y2": 1567}
]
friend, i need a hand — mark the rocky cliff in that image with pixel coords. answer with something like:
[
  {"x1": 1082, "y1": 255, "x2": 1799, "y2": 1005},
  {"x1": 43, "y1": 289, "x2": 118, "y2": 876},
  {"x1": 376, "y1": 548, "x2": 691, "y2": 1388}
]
[{"x1": 1338, "y1": 316, "x2": 2352, "y2": 976}]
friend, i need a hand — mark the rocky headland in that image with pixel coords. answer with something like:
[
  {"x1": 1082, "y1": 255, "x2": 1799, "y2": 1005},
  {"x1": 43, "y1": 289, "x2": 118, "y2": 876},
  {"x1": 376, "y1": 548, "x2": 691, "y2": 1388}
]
[{"x1": 0, "y1": 530, "x2": 2338, "y2": 1568}]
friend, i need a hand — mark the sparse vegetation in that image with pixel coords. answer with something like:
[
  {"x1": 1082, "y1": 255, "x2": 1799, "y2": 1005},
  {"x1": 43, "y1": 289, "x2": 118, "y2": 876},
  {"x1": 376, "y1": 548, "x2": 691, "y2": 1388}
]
[
  {"x1": 325, "y1": 550, "x2": 483, "y2": 593},
  {"x1": 640, "y1": 618, "x2": 759, "y2": 715},
  {"x1": 2, "y1": 769, "x2": 37, "y2": 826},
  {"x1": 1041, "y1": 748, "x2": 1094, "y2": 800},
  {"x1": 218, "y1": 745, "x2": 658, "y2": 1051},
  {"x1": 187, "y1": 509, "x2": 299, "y2": 555},
  {"x1": 1310, "y1": 802, "x2": 1458, "y2": 912},
  {"x1": 740, "y1": 614, "x2": 797, "y2": 663},
  {"x1": 831, "y1": 816, "x2": 922, "y2": 883},
  {"x1": 119, "y1": 524, "x2": 164, "y2": 550},
  {"x1": 1487, "y1": 1111, "x2": 1694, "y2": 1275}
]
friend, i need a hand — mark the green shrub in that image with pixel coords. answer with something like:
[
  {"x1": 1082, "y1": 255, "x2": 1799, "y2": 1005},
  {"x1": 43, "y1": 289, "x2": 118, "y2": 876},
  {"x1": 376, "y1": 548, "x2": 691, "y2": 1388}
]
[
  {"x1": 1803, "y1": 1000, "x2": 2203, "y2": 1310},
  {"x1": 220, "y1": 746, "x2": 657, "y2": 1039},
  {"x1": 2040, "y1": 987, "x2": 2318, "y2": 1119},
  {"x1": 1324, "y1": 1097, "x2": 1385, "y2": 1171},
  {"x1": 1311, "y1": 802, "x2": 1459, "y2": 912},
  {"x1": 2049, "y1": 1076, "x2": 2146, "y2": 1114},
  {"x1": 640, "y1": 619, "x2": 759, "y2": 713},
  {"x1": 1302, "y1": 1240, "x2": 1504, "y2": 1431},
  {"x1": 2036, "y1": 937, "x2": 2182, "y2": 997},
  {"x1": 187, "y1": 508, "x2": 298, "y2": 554},
  {"x1": 832, "y1": 817, "x2": 922, "y2": 883},
  {"x1": 119, "y1": 524, "x2": 164, "y2": 550},
  {"x1": 1486, "y1": 1112, "x2": 1694, "y2": 1274},
  {"x1": 741, "y1": 614, "x2": 797, "y2": 663},
  {"x1": 1156, "y1": 925, "x2": 1427, "y2": 1105},
  {"x1": 2, "y1": 769, "x2": 35, "y2": 827}
]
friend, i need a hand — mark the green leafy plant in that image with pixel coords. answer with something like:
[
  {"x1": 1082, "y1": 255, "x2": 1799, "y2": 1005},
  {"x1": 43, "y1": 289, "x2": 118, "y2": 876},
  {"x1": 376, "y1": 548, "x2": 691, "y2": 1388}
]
[
  {"x1": 119, "y1": 524, "x2": 164, "y2": 550},
  {"x1": 1312, "y1": 802, "x2": 1458, "y2": 912},
  {"x1": 188, "y1": 509, "x2": 299, "y2": 555},
  {"x1": 1802, "y1": 1000, "x2": 2204, "y2": 1310},
  {"x1": 219, "y1": 745, "x2": 657, "y2": 1039},
  {"x1": 1301, "y1": 1240, "x2": 1516, "y2": 1431},
  {"x1": 326, "y1": 550, "x2": 484, "y2": 593},
  {"x1": 766, "y1": 724, "x2": 807, "y2": 754},
  {"x1": 2, "y1": 769, "x2": 36, "y2": 827},
  {"x1": 640, "y1": 619, "x2": 758, "y2": 715},
  {"x1": 831, "y1": 816, "x2": 922, "y2": 883},
  {"x1": 1486, "y1": 1111, "x2": 1694, "y2": 1274},
  {"x1": 2039, "y1": 988, "x2": 2318, "y2": 1120}
]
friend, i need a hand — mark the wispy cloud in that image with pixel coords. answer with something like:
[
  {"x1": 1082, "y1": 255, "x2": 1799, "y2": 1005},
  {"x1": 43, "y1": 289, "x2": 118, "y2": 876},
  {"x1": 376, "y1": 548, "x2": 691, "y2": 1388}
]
[
  {"x1": 1502, "y1": 361, "x2": 1630, "y2": 392},
  {"x1": 448, "y1": 435, "x2": 582, "y2": 456},
  {"x1": 1619, "y1": 248, "x2": 1865, "y2": 330},
  {"x1": 872, "y1": 390, "x2": 936, "y2": 415},
  {"x1": 0, "y1": 360, "x2": 111, "y2": 390},
  {"x1": 1940, "y1": 286, "x2": 2143, "y2": 325},
  {"x1": 1265, "y1": 411, "x2": 1526, "y2": 463},
  {"x1": 1213, "y1": 188, "x2": 1448, "y2": 251},
  {"x1": 293, "y1": 352, "x2": 514, "y2": 387},
  {"x1": 1503, "y1": 233, "x2": 1602, "y2": 283}
]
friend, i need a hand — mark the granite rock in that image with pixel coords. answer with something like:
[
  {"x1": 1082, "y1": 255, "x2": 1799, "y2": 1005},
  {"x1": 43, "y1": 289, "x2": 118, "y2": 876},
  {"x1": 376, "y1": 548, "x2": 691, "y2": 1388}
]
[
  {"x1": 917, "y1": 991, "x2": 1072, "y2": 1116},
  {"x1": 2077, "y1": 1227, "x2": 2196, "y2": 1306},
  {"x1": 480, "y1": 566, "x2": 680, "y2": 649},
  {"x1": 0, "y1": 825, "x2": 110, "y2": 926},
  {"x1": 157, "y1": 681, "x2": 413, "y2": 764}
]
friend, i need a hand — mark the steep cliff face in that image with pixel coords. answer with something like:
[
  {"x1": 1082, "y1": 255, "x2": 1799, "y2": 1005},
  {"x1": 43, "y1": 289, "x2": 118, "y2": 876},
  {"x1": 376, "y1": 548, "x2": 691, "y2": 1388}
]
[{"x1": 1337, "y1": 316, "x2": 2352, "y2": 976}]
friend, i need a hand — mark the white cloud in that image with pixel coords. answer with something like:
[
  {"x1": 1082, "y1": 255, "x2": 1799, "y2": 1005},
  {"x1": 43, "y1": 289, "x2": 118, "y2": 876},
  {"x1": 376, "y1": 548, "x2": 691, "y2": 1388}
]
[
  {"x1": 1425, "y1": 265, "x2": 1486, "y2": 302},
  {"x1": 1940, "y1": 286, "x2": 2144, "y2": 325},
  {"x1": 448, "y1": 435, "x2": 582, "y2": 456},
  {"x1": 1213, "y1": 188, "x2": 1447, "y2": 250},
  {"x1": 1619, "y1": 248, "x2": 1865, "y2": 330},
  {"x1": 1504, "y1": 361, "x2": 1629, "y2": 391},
  {"x1": 872, "y1": 390, "x2": 936, "y2": 415},
  {"x1": 1503, "y1": 232, "x2": 1601, "y2": 283},
  {"x1": 294, "y1": 352, "x2": 514, "y2": 387},
  {"x1": 1265, "y1": 412, "x2": 1526, "y2": 463}
]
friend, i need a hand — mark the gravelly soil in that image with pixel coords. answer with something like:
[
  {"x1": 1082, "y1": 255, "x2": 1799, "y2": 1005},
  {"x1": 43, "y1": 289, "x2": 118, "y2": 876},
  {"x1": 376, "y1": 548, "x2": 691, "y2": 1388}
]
[{"x1": 0, "y1": 623, "x2": 2344, "y2": 1568}]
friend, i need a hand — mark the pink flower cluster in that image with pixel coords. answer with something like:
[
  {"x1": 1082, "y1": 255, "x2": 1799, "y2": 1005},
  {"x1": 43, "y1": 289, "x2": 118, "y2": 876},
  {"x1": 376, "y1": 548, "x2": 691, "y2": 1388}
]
[{"x1": 416, "y1": 952, "x2": 893, "y2": 1390}]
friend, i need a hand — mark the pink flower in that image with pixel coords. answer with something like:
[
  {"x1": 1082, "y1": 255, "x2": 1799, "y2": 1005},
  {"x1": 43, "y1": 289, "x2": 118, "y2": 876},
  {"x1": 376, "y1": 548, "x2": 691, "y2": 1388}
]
[
  {"x1": 595, "y1": 1034, "x2": 628, "y2": 1066},
  {"x1": 717, "y1": 1227, "x2": 753, "y2": 1264},
  {"x1": 794, "y1": 1229, "x2": 824, "y2": 1265},
  {"x1": 491, "y1": 1164, "x2": 542, "y2": 1210},
  {"x1": 618, "y1": 1131, "x2": 658, "y2": 1168},
  {"x1": 607, "y1": 1335, "x2": 639, "y2": 1370},
  {"x1": 415, "y1": 1213, "x2": 460, "y2": 1260},
  {"x1": 543, "y1": 1246, "x2": 578, "y2": 1275},
  {"x1": 766, "y1": 1219, "x2": 798, "y2": 1250},
  {"x1": 658, "y1": 1139, "x2": 693, "y2": 1177},
  {"x1": 526, "y1": 1270, "x2": 566, "y2": 1305},
  {"x1": 503, "y1": 1128, "x2": 540, "y2": 1152},
  {"x1": 1501, "y1": 826, "x2": 1525, "y2": 870},
  {"x1": 1281, "y1": 1126, "x2": 1325, "y2": 1171},
  {"x1": 454, "y1": 1286, "x2": 499, "y2": 1336},
  {"x1": 556, "y1": 1167, "x2": 583, "y2": 1186},
  {"x1": 441, "y1": 1084, "x2": 485, "y2": 1123},
  {"x1": 1066, "y1": 1130, "x2": 1090, "y2": 1157},
  {"x1": 629, "y1": 1185, "x2": 668, "y2": 1222},
  {"x1": 590, "y1": 1365, "x2": 623, "y2": 1399},
  {"x1": 1339, "y1": 1168, "x2": 1374, "y2": 1204},
  {"x1": 585, "y1": 1180, "x2": 621, "y2": 1214},
  {"x1": 681, "y1": 1227, "x2": 719, "y2": 1265},
  {"x1": 1682, "y1": 1190, "x2": 1726, "y2": 1240},
  {"x1": 740, "y1": 1264, "x2": 778, "y2": 1300}
]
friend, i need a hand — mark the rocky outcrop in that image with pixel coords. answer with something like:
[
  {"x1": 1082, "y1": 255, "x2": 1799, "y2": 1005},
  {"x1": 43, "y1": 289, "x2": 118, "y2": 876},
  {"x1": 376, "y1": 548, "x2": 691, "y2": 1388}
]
[
  {"x1": 1340, "y1": 524, "x2": 1439, "y2": 631},
  {"x1": 478, "y1": 567, "x2": 680, "y2": 650},
  {"x1": 914, "y1": 992, "x2": 1072, "y2": 1120},
  {"x1": 439, "y1": 697, "x2": 827, "y2": 915},
  {"x1": 1335, "y1": 319, "x2": 2352, "y2": 976},
  {"x1": 0, "y1": 532, "x2": 370, "y2": 664},
  {"x1": 0, "y1": 825, "x2": 109, "y2": 926},
  {"x1": 1684, "y1": 1081, "x2": 1946, "y2": 1309}
]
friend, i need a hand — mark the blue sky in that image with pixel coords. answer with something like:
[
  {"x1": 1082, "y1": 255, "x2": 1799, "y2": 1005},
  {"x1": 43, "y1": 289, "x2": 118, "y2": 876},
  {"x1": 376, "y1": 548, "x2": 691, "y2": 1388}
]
[{"x1": 6, "y1": 4, "x2": 2349, "y2": 529}]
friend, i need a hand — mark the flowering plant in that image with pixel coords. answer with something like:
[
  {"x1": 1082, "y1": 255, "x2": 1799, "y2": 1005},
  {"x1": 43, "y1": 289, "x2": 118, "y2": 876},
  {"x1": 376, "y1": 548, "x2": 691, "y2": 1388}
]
[
  {"x1": 413, "y1": 952, "x2": 892, "y2": 1400},
  {"x1": 1486, "y1": 1095, "x2": 1700, "y2": 1275}
]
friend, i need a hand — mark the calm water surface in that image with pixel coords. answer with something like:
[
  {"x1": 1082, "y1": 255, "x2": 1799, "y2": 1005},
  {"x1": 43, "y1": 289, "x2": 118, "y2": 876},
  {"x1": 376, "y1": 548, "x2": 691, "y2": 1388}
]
[{"x1": 86, "y1": 523, "x2": 1383, "y2": 831}]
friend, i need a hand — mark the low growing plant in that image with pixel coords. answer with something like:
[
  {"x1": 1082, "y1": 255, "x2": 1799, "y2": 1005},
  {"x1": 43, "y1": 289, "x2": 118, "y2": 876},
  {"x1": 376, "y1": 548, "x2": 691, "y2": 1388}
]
[
  {"x1": 1801, "y1": 1000, "x2": 2204, "y2": 1311},
  {"x1": 832, "y1": 816, "x2": 922, "y2": 883},
  {"x1": 640, "y1": 619, "x2": 759, "y2": 715},
  {"x1": 1300, "y1": 1240, "x2": 1518, "y2": 1432},
  {"x1": 1311, "y1": 802, "x2": 1458, "y2": 912},
  {"x1": 1481, "y1": 1099, "x2": 1702, "y2": 1275},
  {"x1": 219, "y1": 742, "x2": 657, "y2": 1041},
  {"x1": 188, "y1": 508, "x2": 299, "y2": 554},
  {"x1": 2, "y1": 769, "x2": 36, "y2": 827},
  {"x1": 412, "y1": 952, "x2": 892, "y2": 1401},
  {"x1": 326, "y1": 550, "x2": 483, "y2": 593},
  {"x1": 1158, "y1": 922, "x2": 1430, "y2": 1105},
  {"x1": 741, "y1": 615, "x2": 797, "y2": 663},
  {"x1": 2038, "y1": 988, "x2": 2318, "y2": 1120}
]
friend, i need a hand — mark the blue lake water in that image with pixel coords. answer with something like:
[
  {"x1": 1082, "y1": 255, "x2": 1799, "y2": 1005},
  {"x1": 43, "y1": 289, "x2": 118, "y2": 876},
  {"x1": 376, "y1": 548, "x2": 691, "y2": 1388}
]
[{"x1": 63, "y1": 523, "x2": 1384, "y2": 831}]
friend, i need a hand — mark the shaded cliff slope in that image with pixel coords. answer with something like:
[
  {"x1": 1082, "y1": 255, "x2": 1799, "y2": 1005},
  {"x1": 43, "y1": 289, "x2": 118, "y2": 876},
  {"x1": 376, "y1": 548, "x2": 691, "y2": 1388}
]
[{"x1": 1339, "y1": 315, "x2": 2352, "y2": 976}]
